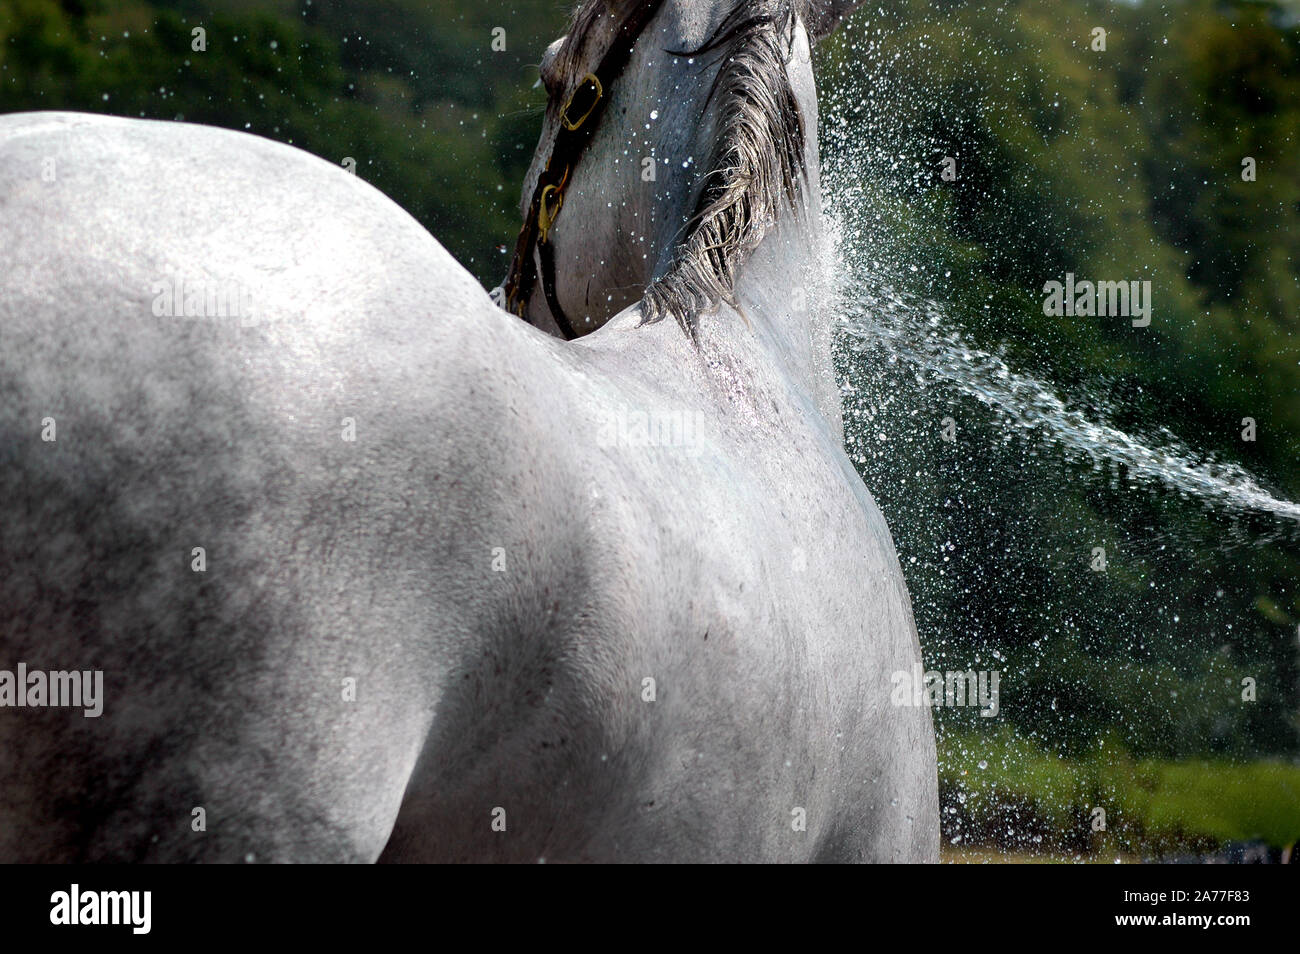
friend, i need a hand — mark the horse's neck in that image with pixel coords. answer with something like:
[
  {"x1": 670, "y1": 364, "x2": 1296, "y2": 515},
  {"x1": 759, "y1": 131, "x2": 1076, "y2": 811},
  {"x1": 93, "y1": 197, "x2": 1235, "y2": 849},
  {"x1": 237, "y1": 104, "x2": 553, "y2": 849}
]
[{"x1": 710, "y1": 207, "x2": 845, "y2": 440}]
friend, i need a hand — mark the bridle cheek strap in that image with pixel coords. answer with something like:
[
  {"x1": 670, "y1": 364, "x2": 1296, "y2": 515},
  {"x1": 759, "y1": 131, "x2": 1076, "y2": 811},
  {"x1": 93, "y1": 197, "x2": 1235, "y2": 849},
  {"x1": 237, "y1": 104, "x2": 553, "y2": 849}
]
[{"x1": 499, "y1": 0, "x2": 667, "y2": 339}]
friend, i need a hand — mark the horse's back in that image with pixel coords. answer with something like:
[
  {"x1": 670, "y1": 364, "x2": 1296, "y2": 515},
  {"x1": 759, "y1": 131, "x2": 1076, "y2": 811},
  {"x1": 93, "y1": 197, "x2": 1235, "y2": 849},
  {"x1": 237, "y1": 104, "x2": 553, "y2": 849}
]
[
  {"x1": 0, "y1": 110, "x2": 493, "y2": 338},
  {"x1": 0, "y1": 112, "x2": 937, "y2": 863},
  {"x1": 0, "y1": 112, "x2": 515, "y2": 861}
]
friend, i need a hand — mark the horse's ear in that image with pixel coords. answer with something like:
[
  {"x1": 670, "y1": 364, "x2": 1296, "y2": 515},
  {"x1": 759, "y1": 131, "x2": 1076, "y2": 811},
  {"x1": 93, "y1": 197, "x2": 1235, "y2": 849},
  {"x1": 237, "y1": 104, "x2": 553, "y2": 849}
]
[{"x1": 804, "y1": 0, "x2": 865, "y2": 42}]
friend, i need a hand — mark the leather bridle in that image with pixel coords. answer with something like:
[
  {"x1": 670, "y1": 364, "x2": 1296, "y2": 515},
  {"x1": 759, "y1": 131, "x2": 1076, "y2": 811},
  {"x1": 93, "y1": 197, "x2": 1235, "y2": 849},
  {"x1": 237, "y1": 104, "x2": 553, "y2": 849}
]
[{"x1": 499, "y1": 0, "x2": 667, "y2": 339}]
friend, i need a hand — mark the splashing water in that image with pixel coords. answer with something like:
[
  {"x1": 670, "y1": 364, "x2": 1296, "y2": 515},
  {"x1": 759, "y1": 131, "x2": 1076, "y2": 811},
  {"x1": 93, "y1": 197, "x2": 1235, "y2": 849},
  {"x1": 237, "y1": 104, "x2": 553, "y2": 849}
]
[
  {"x1": 834, "y1": 279, "x2": 1300, "y2": 526},
  {"x1": 812, "y1": 17, "x2": 1300, "y2": 541},
  {"x1": 810, "y1": 4, "x2": 1300, "y2": 863}
]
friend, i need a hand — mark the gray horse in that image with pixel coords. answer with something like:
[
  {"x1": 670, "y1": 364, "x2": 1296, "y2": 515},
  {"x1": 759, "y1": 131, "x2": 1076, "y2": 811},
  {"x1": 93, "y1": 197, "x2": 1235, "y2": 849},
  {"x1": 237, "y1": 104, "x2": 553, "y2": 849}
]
[{"x1": 0, "y1": 0, "x2": 937, "y2": 862}]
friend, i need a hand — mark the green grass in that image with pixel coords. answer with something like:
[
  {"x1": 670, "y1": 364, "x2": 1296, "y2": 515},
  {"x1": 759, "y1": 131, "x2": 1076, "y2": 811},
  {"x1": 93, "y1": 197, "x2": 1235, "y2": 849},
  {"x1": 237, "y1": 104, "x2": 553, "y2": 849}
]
[{"x1": 940, "y1": 728, "x2": 1300, "y2": 855}]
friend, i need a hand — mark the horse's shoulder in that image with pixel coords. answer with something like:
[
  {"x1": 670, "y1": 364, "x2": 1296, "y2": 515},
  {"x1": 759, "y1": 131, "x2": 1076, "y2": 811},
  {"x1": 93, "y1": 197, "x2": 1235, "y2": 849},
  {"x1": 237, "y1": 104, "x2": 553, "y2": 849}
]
[
  {"x1": 1, "y1": 111, "x2": 484, "y2": 320},
  {"x1": 0, "y1": 109, "x2": 536, "y2": 414},
  {"x1": 0, "y1": 109, "x2": 574, "y2": 569}
]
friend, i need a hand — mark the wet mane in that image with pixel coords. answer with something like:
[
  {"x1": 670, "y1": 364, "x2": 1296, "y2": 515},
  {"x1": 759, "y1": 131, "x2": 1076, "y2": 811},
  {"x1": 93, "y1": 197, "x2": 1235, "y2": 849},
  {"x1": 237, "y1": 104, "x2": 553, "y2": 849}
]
[{"x1": 557, "y1": 0, "x2": 809, "y2": 335}]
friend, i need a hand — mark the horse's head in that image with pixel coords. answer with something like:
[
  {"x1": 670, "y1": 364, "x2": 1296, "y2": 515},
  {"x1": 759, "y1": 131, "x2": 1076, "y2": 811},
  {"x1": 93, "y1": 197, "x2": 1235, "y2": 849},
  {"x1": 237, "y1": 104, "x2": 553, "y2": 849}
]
[{"x1": 502, "y1": 0, "x2": 865, "y2": 339}]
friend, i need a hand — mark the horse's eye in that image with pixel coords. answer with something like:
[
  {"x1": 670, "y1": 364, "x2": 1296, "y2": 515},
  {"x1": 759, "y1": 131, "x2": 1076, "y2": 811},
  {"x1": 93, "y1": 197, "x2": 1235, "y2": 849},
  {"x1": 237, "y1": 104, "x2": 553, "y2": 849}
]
[{"x1": 540, "y1": 66, "x2": 560, "y2": 97}]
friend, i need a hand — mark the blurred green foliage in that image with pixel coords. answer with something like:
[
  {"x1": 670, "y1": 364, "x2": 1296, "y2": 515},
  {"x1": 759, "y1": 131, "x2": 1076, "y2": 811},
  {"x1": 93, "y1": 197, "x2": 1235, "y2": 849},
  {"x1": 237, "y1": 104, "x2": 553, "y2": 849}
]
[
  {"x1": 820, "y1": 0, "x2": 1300, "y2": 496},
  {"x1": 943, "y1": 727, "x2": 1300, "y2": 852},
  {"x1": 0, "y1": 0, "x2": 554, "y2": 281},
  {"x1": 818, "y1": 0, "x2": 1300, "y2": 786}
]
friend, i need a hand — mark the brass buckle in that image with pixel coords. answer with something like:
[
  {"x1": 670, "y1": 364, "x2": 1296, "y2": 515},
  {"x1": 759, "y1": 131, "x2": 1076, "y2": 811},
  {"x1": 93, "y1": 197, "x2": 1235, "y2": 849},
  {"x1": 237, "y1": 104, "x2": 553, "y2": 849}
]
[
  {"x1": 505, "y1": 281, "x2": 523, "y2": 316},
  {"x1": 560, "y1": 73, "x2": 603, "y2": 131},
  {"x1": 538, "y1": 184, "x2": 564, "y2": 243}
]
